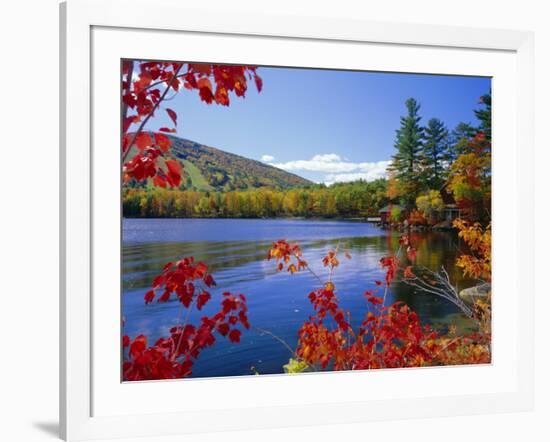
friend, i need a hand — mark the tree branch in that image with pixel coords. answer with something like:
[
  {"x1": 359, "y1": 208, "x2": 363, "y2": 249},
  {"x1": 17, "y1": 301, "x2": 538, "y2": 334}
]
[
  {"x1": 122, "y1": 63, "x2": 183, "y2": 163},
  {"x1": 121, "y1": 60, "x2": 133, "y2": 124},
  {"x1": 143, "y1": 72, "x2": 188, "y2": 92},
  {"x1": 399, "y1": 265, "x2": 473, "y2": 317}
]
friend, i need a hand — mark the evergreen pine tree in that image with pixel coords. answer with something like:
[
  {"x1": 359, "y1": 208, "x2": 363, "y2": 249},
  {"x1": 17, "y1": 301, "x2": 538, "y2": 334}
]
[
  {"x1": 447, "y1": 122, "x2": 476, "y2": 163},
  {"x1": 475, "y1": 93, "x2": 492, "y2": 140},
  {"x1": 422, "y1": 118, "x2": 449, "y2": 189},
  {"x1": 388, "y1": 98, "x2": 424, "y2": 207}
]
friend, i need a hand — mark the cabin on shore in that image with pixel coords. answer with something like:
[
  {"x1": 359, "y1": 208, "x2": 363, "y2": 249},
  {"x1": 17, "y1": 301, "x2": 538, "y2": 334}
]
[
  {"x1": 379, "y1": 187, "x2": 459, "y2": 225},
  {"x1": 440, "y1": 185, "x2": 461, "y2": 221}
]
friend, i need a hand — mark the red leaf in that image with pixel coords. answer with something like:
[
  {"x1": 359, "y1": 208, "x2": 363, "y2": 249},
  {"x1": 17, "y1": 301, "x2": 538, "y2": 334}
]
[
  {"x1": 196, "y1": 291, "x2": 211, "y2": 310},
  {"x1": 165, "y1": 159, "x2": 181, "y2": 175},
  {"x1": 195, "y1": 262, "x2": 208, "y2": 277},
  {"x1": 367, "y1": 295, "x2": 383, "y2": 305},
  {"x1": 254, "y1": 74, "x2": 263, "y2": 92},
  {"x1": 214, "y1": 87, "x2": 229, "y2": 106},
  {"x1": 228, "y1": 329, "x2": 241, "y2": 343},
  {"x1": 165, "y1": 108, "x2": 177, "y2": 126},
  {"x1": 159, "y1": 127, "x2": 177, "y2": 133},
  {"x1": 129, "y1": 335, "x2": 147, "y2": 358},
  {"x1": 144, "y1": 289, "x2": 155, "y2": 304},
  {"x1": 217, "y1": 323, "x2": 230, "y2": 336},
  {"x1": 165, "y1": 159, "x2": 182, "y2": 187},
  {"x1": 162, "y1": 261, "x2": 173, "y2": 271},
  {"x1": 380, "y1": 256, "x2": 398, "y2": 286},
  {"x1": 158, "y1": 290, "x2": 171, "y2": 302},
  {"x1": 189, "y1": 64, "x2": 212, "y2": 75},
  {"x1": 136, "y1": 72, "x2": 152, "y2": 90},
  {"x1": 135, "y1": 132, "x2": 152, "y2": 151},
  {"x1": 152, "y1": 274, "x2": 165, "y2": 288},
  {"x1": 238, "y1": 311, "x2": 250, "y2": 329},
  {"x1": 153, "y1": 175, "x2": 167, "y2": 188},
  {"x1": 122, "y1": 335, "x2": 130, "y2": 348},
  {"x1": 203, "y1": 274, "x2": 215, "y2": 287},
  {"x1": 170, "y1": 77, "x2": 180, "y2": 91},
  {"x1": 154, "y1": 133, "x2": 171, "y2": 152},
  {"x1": 197, "y1": 78, "x2": 214, "y2": 104}
]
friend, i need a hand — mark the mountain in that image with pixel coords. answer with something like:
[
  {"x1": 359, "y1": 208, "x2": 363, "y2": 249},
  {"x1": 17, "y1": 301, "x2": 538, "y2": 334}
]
[{"x1": 131, "y1": 134, "x2": 313, "y2": 191}]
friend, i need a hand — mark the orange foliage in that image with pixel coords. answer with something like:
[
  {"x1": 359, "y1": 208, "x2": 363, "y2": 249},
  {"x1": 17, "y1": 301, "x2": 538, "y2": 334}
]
[
  {"x1": 454, "y1": 219, "x2": 491, "y2": 281},
  {"x1": 267, "y1": 238, "x2": 491, "y2": 372},
  {"x1": 267, "y1": 240, "x2": 308, "y2": 274},
  {"x1": 408, "y1": 209, "x2": 427, "y2": 226}
]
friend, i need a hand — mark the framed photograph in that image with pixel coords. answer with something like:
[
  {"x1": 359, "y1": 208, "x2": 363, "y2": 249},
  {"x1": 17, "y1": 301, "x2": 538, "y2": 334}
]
[{"x1": 60, "y1": 0, "x2": 534, "y2": 440}]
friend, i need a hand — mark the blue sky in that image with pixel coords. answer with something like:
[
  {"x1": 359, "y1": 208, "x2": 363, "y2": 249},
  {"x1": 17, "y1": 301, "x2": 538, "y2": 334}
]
[{"x1": 141, "y1": 65, "x2": 490, "y2": 185}]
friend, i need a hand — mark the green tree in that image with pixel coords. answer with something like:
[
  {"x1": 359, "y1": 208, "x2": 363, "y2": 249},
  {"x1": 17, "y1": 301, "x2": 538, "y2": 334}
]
[
  {"x1": 475, "y1": 93, "x2": 492, "y2": 140},
  {"x1": 447, "y1": 122, "x2": 476, "y2": 164},
  {"x1": 421, "y1": 118, "x2": 449, "y2": 189},
  {"x1": 388, "y1": 98, "x2": 425, "y2": 207}
]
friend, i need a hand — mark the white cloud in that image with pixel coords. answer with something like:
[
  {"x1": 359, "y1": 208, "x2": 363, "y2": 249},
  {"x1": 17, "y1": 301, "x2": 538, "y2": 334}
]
[
  {"x1": 261, "y1": 154, "x2": 275, "y2": 162},
  {"x1": 323, "y1": 167, "x2": 389, "y2": 186},
  {"x1": 269, "y1": 153, "x2": 390, "y2": 184},
  {"x1": 311, "y1": 153, "x2": 341, "y2": 163}
]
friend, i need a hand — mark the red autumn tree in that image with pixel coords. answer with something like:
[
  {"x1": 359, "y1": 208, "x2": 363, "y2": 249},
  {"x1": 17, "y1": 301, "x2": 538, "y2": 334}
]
[
  {"x1": 121, "y1": 60, "x2": 262, "y2": 187},
  {"x1": 123, "y1": 257, "x2": 250, "y2": 381},
  {"x1": 267, "y1": 238, "x2": 490, "y2": 374}
]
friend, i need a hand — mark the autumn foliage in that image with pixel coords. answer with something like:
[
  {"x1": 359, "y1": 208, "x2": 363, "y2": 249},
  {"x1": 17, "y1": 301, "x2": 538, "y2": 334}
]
[
  {"x1": 121, "y1": 60, "x2": 491, "y2": 381},
  {"x1": 448, "y1": 132, "x2": 491, "y2": 221},
  {"x1": 268, "y1": 237, "x2": 490, "y2": 373},
  {"x1": 454, "y1": 219, "x2": 492, "y2": 281},
  {"x1": 123, "y1": 258, "x2": 249, "y2": 381},
  {"x1": 121, "y1": 60, "x2": 261, "y2": 380},
  {"x1": 267, "y1": 239, "x2": 308, "y2": 274},
  {"x1": 121, "y1": 60, "x2": 262, "y2": 188},
  {"x1": 454, "y1": 220, "x2": 492, "y2": 332}
]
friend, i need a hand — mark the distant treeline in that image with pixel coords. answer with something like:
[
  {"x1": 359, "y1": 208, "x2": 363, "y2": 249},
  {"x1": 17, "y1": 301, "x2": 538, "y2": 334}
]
[{"x1": 123, "y1": 179, "x2": 388, "y2": 219}]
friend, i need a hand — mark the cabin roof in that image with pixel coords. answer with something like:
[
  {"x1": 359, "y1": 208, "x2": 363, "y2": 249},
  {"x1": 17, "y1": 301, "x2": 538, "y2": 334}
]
[{"x1": 439, "y1": 183, "x2": 456, "y2": 205}]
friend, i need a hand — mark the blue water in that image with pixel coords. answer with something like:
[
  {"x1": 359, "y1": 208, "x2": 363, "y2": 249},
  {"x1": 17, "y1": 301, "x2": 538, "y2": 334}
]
[
  {"x1": 122, "y1": 218, "x2": 387, "y2": 242},
  {"x1": 122, "y1": 218, "x2": 472, "y2": 378}
]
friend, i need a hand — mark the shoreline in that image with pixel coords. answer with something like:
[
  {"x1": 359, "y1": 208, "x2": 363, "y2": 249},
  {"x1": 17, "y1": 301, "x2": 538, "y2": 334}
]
[{"x1": 122, "y1": 215, "x2": 379, "y2": 223}]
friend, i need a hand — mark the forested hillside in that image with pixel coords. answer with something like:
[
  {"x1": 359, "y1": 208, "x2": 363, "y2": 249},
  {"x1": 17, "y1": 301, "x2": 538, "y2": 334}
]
[{"x1": 124, "y1": 134, "x2": 312, "y2": 191}]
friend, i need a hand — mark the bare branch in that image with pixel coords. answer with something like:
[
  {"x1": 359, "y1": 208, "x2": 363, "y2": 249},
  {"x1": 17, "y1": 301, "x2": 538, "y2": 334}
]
[
  {"x1": 255, "y1": 327, "x2": 296, "y2": 356},
  {"x1": 400, "y1": 265, "x2": 473, "y2": 317}
]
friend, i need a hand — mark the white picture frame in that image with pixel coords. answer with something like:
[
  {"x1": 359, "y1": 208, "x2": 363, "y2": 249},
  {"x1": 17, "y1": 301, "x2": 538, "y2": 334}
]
[{"x1": 60, "y1": 0, "x2": 534, "y2": 440}]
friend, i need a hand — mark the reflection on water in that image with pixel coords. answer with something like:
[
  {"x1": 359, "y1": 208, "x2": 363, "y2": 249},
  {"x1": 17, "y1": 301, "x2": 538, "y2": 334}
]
[{"x1": 122, "y1": 218, "x2": 476, "y2": 378}]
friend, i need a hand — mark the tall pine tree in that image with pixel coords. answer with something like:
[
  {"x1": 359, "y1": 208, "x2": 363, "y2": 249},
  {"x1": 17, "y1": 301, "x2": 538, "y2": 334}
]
[
  {"x1": 475, "y1": 93, "x2": 492, "y2": 140},
  {"x1": 447, "y1": 122, "x2": 476, "y2": 163},
  {"x1": 389, "y1": 98, "x2": 424, "y2": 207},
  {"x1": 421, "y1": 118, "x2": 449, "y2": 189}
]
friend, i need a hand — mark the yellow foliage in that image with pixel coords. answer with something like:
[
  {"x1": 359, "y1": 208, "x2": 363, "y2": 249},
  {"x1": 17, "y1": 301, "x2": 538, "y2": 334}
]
[
  {"x1": 416, "y1": 190, "x2": 445, "y2": 220},
  {"x1": 453, "y1": 219, "x2": 491, "y2": 281}
]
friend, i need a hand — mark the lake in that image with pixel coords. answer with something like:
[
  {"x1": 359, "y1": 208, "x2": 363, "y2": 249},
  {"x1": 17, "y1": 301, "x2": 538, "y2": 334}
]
[{"x1": 122, "y1": 218, "x2": 476, "y2": 378}]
